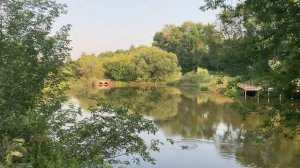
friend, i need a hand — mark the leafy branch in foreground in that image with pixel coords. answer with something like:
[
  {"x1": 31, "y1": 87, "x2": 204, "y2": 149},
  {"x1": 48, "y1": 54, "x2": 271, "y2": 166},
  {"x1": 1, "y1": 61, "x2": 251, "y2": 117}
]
[
  {"x1": 51, "y1": 99, "x2": 160, "y2": 166},
  {"x1": 0, "y1": 0, "x2": 160, "y2": 167}
]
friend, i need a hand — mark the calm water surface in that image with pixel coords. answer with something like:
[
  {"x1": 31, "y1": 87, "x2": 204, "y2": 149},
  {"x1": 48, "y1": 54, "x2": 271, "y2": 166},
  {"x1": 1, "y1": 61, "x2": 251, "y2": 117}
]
[{"x1": 68, "y1": 86, "x2": 300, "y2": 168}]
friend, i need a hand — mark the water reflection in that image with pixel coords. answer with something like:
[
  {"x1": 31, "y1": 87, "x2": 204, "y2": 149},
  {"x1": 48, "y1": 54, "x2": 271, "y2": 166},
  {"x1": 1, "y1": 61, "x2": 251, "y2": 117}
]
[{"x1": 69, "y1": 86, "x2": 300, "y2": 168}]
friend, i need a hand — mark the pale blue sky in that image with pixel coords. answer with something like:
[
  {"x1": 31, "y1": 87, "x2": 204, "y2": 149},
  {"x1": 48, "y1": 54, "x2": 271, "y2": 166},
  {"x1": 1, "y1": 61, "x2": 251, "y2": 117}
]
[{"x1": 54, "y1": 0, "x2": 219, "y2": 59}]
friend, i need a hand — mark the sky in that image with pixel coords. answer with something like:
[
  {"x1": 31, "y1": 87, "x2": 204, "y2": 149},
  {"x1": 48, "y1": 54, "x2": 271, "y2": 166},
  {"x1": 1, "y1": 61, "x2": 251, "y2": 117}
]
[{"x1": 53, "y1": 0, "x2": 220, "y2": 60}]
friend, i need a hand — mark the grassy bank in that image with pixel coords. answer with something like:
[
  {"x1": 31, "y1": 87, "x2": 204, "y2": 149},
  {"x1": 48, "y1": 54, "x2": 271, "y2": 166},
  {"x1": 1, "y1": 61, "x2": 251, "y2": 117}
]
[{"x1": 68, "y1": 67, "x2": 236, "y2": 96}]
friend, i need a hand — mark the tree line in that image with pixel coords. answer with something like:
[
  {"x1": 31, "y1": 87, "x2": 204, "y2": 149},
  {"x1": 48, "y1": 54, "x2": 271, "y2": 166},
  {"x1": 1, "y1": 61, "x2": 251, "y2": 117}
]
[
  {"x1": 74, "y1": 46, "x2": 182, "y2": 83},
  {"x1": 153, "y1": 22, "x2": 223, "y2": 73},
  {"x1": 72, "y1": 22, "x2": 225, "y2": 84}
]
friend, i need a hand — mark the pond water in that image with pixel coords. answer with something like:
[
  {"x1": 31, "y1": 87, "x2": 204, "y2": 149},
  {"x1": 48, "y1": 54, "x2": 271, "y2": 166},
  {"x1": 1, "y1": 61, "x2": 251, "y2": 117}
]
[{"x1": 68, "y1": 86, "x2": 300, "y2": 168}]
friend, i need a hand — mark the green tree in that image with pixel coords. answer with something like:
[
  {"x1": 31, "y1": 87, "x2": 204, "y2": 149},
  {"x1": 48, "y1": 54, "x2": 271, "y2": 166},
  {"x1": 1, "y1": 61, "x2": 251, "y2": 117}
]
[
  {"x1": 104, "y1": 61, "x2": 136, "y2": 81},
  {"x1": 100, "y1": 46, "x2": 181, "y2": 82},
  {"x1": 77, "y1": 53, "x2": 104, "y2": 86},
  {"x1": 153, "y1": 22, "x2": 223, "y2": 73},
  {"x1": 202, "y1": 0, "x2": 300, "y2": 93},
  {"x1": 0, "y1": 1, "x2": 160, "y2": 167},
  {"x1": 78, "y1": 54, "x2": 104, "y2": 79},
  {"x1": 0, "y1": 0, "x2": 71, "y2": 117},
  {"x1": 132, "y1": 47, "x2": 181, "y2": 82},
  {"x1": 0, "y1": 0, "x2": 72, "y2": 166},
  {"x1": 201, "y1": 0, "x2": 300, "y2": 137}
]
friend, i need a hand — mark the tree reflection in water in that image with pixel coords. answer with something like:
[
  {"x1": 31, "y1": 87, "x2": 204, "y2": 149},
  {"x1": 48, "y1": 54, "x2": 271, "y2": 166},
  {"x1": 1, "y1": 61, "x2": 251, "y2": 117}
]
[{"x1": 70, "y1": 86, "x2": 300, "y2": 168}]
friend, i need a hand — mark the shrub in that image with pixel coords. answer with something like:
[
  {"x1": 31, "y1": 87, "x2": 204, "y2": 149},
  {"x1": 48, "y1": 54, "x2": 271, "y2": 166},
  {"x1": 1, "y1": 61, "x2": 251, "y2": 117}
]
[
  {"x1": 176, "y1": 67, "x2": 211, "y2": 87},
  {"x1": 224, "y1": 87, "x2": 243, "y2": 97}
]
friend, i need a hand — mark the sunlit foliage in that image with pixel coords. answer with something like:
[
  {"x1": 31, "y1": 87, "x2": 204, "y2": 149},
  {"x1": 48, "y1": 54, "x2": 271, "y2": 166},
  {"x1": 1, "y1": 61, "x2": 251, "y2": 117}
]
[
  {"x1": 153, "y1": 22, "x2": 223, "y2": 73},
  {"x1": 76, "y1": 46, "x2": 182, "y2": 82}
]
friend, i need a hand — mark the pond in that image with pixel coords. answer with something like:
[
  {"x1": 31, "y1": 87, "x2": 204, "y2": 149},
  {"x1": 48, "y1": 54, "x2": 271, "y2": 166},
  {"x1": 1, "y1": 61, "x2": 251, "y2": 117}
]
[{"x1": 68, "y1": 86, "x2": 300, "y2": 168}]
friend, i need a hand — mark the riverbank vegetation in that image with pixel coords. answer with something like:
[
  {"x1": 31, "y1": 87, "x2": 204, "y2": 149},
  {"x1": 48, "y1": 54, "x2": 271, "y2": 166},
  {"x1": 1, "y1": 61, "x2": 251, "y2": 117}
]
[
  {"x1": 201, "y1": 0, "x2": 300, "y2": 139},
  {"x1": 71, "y1": 0, "x2": 300, "y2": 141},
  {"x1": 72, "y1": 46, "x2": 181, "y2": 83},
  {"x1": 2, "y1": 0, "x2": 300, "y2": 167},
  {"x1": 69, "y1": 22, "x2": 227, "y2": 91},
  {"x1": 169, "y1": 67, "x2": 211, "y2": 89}
]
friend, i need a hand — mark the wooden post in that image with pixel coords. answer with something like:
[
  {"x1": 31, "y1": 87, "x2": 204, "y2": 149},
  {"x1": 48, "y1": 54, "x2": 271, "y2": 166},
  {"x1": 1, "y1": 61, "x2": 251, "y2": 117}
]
[
  {"x1": 268, "y1": 90, "x2": 270, "y2": 103},
  {"x1": 279, "y1": 94, "x2": 282, "y2": 103},
  {"x1": 267, "y1": 87, "x2": 273, "y2": 104},
  {"x1": 244, "y1": 90, "x2": 247, "y2": 101}
]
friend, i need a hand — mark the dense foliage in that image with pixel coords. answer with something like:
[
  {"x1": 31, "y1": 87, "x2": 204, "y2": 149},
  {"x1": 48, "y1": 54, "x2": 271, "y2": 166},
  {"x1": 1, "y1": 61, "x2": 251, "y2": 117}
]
[
  {"x1": 153, "y1": 22, "x2": 223, "y2": 73},
  {"x1": 201, "y1": 0, "x2": 300, "y2": 138},
  {"x1": 75, "y1": 46, "x2": 182, "y2": 82},
  {"x1": 131, "y1": 47, "x2": 181, "y2": 82},
  {"x1": 202, "y1": 0, "x2": 300, "y2": 93},
  {"x1": 0, "y1": 0, "x2": 71, "y2": 166},
  {"x1": 171, "y1": 67, "x2": 211, "y2": 88},
  {"x1": 2, "y1": 0, "x2": 299, "y2": 166},
  {"x1": 0, "y1": 0, "x2": 70, "y2": 118},
  {"x1": 0, "y1": 1, "x2": 160, "y2": 167},
  {"x1": 77, "y1": 54, "x2": 104, "y2": 82}
]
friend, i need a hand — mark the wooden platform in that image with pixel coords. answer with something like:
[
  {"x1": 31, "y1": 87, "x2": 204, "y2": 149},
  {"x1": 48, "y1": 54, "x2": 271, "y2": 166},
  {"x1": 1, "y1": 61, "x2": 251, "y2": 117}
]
[
  {"x1": 237, "y1": 83, "x2": 263, "y2": 91},
  {"x1": 238, "y1": 83, "x2": 263, "y2": 101}
]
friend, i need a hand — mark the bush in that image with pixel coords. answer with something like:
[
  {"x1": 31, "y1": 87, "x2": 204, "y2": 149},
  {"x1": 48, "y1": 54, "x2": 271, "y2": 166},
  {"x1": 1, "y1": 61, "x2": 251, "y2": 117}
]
[
  {"x1": 101, "y1": 46, "x2": 182, "y2": 82},
  {"x1": 224, "y1": 87, "x2": 243, "y2": 97},
  {"x1": 175, "y1": 67, "x2": 211, "y2": 87},
  {"x1": 103, "y1": 62, "x2": 136, "y2": 81},
  {"x1": 196, "y1": 67, "x2": 209, "y2": 75},
  {"x1": 132, "y1": 47, "x2": 181, "y2": 82},
  {"x1": 200, "y1": 86, "x2": 209, "y2": 91}
]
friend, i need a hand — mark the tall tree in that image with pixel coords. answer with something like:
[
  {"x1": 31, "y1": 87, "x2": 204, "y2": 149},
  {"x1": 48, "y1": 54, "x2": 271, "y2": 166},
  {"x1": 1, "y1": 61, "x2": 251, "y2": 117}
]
[
  {"x1": 153, "y1": 22, "x2": 223, "y2": 73},
  {"x1": 0, "y1": 0, "x2": 71, "y2": 115},
  {"x1": 0, "y1": 1, "x2": 160, "y2": 167},
  {"x1": 202, "y1": 0, "x2": 300, "y2": 94},
  {"x1": 77, "y1": 53, "x2": 104, "y2": 86},
  {"x1": 201, "y1": 0, "x2": 300, "y2": 138},
  {"x1": 0, "y1": 0, "x2": 72, "y2": 166},
  {"x1": 132, "y1": 46, "x2": 181, "y2": 82}
]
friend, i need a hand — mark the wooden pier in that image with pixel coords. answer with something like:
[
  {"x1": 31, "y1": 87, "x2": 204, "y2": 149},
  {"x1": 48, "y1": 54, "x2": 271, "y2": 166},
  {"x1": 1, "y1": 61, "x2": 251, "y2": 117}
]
[
  {"x1": 238, "y1": 83, "x2": 263, "y2": 101},
  {"x1": 238, "y1": 83, "x2": 300, "y2": 102}
]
